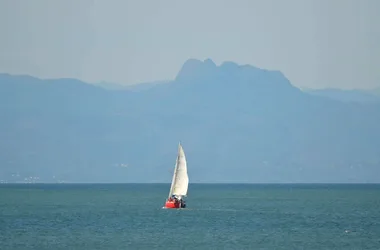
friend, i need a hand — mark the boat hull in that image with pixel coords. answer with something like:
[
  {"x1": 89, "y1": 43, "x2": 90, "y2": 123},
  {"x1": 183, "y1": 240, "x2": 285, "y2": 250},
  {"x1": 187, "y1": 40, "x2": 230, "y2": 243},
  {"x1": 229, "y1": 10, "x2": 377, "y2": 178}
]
[{"x1": 164, "y1": 199, "x2": 186, "y2": 209}]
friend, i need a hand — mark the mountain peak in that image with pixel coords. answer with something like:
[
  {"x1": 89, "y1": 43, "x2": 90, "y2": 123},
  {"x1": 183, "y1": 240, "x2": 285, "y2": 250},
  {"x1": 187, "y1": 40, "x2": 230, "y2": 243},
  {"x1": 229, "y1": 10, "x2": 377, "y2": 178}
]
[
  {"x1": 204, "y1": 58, "x2": 216, "y2": 67},
  {"x1": 175, "y1": 58, "x2": 217, "y2": 82},
  {"x1": 174, "y1": 58, "x2": 292, "y2": 91}
]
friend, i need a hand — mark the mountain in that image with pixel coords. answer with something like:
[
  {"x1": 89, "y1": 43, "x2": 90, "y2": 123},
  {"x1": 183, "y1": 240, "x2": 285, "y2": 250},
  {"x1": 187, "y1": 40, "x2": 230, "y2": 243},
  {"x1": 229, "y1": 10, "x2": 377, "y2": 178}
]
[
  {"x1": 92, "y1": 80, "x2": 169, "y2": 91},
  {"x1": 305, "y1": 88, "x2": 380, "y2": 104},
  {"x1": 92, "y1": 81, "x2": 130, "y2": 90},
  {"x1": 1, "y1": 60, "x2": 380, "y2": 183}
]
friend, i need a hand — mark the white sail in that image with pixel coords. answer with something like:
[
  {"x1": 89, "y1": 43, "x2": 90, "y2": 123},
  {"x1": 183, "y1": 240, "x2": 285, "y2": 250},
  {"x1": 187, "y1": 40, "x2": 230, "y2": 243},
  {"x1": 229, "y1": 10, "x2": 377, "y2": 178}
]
[{"x1": 168, "y1": 143, "x2": 189, "y2": 198}]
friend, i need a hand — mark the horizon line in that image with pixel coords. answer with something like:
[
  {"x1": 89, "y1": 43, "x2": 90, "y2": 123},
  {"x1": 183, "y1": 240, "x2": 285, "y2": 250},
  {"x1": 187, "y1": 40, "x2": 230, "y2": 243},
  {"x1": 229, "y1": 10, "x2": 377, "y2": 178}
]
[{"x1": 1, "y1": 182, "x2": 379, "y2": 185}]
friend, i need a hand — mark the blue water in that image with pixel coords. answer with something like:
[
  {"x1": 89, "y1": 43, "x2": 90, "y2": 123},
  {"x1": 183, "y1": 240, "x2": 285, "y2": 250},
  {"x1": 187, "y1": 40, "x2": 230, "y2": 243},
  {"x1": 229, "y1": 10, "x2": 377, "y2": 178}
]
[{"x1": 1, "y1": 184, "x2": 380, "y2": 249}]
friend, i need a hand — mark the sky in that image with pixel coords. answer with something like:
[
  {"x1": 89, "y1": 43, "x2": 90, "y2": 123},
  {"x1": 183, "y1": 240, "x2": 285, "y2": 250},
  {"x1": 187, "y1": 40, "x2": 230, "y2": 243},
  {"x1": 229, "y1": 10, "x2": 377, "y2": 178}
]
[{"x1": 0, "y1": 0, "x2": 379, "y2": 89}]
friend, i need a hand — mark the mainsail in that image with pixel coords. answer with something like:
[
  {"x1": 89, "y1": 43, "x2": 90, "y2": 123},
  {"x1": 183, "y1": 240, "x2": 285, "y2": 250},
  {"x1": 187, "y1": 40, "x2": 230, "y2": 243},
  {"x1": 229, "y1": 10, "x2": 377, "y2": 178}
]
[{"x1": 168, "y1": 143, "x2": 189, "y2": 198}]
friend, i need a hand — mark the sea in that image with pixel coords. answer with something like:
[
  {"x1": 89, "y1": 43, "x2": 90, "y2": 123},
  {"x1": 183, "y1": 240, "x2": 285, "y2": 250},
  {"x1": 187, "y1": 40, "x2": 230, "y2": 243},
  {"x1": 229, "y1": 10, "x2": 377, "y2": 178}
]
[{"x1": 0, "y1": 183, "x2": 379, "y2": 250}]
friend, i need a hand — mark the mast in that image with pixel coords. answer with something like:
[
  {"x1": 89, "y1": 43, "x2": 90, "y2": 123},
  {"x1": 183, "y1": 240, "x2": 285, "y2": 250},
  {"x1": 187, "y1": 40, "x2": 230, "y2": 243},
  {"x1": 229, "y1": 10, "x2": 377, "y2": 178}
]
[{"x1": 168, "y1": 143, "x2": 180, "y2": 198}]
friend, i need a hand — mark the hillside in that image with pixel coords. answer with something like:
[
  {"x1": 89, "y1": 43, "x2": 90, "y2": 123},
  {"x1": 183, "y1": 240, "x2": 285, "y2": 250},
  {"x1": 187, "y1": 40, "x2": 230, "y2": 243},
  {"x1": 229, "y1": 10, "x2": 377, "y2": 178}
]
[{"x1": 1, "y1": 60, "x2": 380, "y2": 183}]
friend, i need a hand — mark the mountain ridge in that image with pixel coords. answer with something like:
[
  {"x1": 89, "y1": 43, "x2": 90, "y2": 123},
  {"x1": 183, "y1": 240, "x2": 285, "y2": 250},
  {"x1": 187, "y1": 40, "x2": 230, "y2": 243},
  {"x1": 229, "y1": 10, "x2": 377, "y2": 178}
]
[
  {"x1": 305, "y1": 87, "x2": 380, "y2": 104},
  {"x1": 1, "y1": 60, "x2": 380, "y2": 183}
]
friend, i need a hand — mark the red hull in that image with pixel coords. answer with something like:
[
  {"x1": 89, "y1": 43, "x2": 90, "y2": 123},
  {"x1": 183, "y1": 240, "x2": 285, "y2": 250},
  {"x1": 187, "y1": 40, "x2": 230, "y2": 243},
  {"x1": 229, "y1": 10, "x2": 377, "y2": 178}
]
[{"x1": 164, "y1": 199, "x2": 181, "y2": 209}]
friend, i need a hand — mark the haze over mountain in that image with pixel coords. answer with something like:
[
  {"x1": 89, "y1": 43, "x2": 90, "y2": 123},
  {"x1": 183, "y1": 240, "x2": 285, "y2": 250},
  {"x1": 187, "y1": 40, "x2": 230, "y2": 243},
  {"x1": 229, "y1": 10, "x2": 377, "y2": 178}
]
[
  {"x1": 305, "y1": 88, "x2": 380, "y2": 104},
  {"x1": 367, "y1": 87, "x2": 380, "y2": 97},
  {"x1": 1, "y1": 59, "x2": 380, "y2": 183}
]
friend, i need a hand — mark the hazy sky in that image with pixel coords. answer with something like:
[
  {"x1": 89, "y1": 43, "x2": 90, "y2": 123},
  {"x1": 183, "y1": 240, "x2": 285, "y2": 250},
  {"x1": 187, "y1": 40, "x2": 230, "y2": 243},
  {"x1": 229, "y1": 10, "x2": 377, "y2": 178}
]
[{"x1": 0, "y1": 0, "x2": 379, "y2": 89}]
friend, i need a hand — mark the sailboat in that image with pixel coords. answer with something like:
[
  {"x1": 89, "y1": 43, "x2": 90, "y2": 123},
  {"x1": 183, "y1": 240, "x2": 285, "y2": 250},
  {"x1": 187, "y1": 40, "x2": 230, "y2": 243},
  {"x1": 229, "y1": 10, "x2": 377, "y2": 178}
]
[{"x1": 164, "y1": 142, "x2": 189, "y2": 209}]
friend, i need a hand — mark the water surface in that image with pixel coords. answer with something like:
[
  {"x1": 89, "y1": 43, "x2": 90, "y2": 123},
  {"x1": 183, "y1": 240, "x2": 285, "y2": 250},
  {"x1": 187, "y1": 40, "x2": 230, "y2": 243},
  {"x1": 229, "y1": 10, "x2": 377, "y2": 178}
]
[{"x1": 1, "y1": 184, "x2": 379, "y2": 249}]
